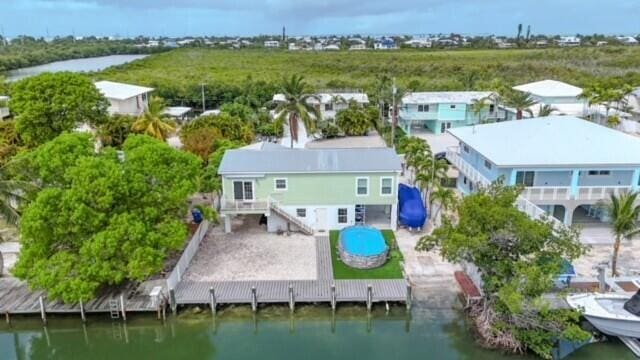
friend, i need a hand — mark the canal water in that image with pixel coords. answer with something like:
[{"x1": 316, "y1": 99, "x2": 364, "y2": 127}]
[
  {"x1": 6, "y1": 55, "x2": 148, "y2": 81},
  {"x1": 0, "y1": 305, "x2": 633, "y2": 360}
]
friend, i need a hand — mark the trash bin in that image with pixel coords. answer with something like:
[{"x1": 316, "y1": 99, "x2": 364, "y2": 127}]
[{"x1": 191, "y1": 208, "x2": 203, "y2": 224}]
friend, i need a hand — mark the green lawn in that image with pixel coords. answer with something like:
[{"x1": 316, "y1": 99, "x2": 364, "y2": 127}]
[{"x1": 329, "y1": 229, "x2": 404, "y2": 280}]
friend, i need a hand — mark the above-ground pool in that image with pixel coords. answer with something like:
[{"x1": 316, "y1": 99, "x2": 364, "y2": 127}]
[{"x1": 339, "y1": 226, "x2": 389, "y2": 269}]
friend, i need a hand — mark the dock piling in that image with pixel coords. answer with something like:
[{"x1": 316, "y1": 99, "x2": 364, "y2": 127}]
[
  {"x1": 5, "y1": 312, "x2": 10, "y2": 324},
  {"x1": 366, "y1": 284, "x2": 373, "y2": 312},
  {"x1": 288, "y1": 284, "x2": 295, "y2": 313},
  {"x1": 209, "y1": 287, "x2": 216, "y2": 315},
  {"x1": 251, "y1": 286, "x2": 257, "y2": 312},
  {"x1": 80, "y1": 300, "x2": 86, "y2": 323},
  {"x1": 169, "y1": 288, "x2": 177, "y2": 314},
  {"x1": 39, "y1": 296, "x2": 47, "y2": 325},
  {"x1": 331, "y1": 284, "x2": 336, "y2": 311},
  {"x1": 406, "y1": 283, "x2": 412, "y2": 311},
  {"x1": 120, "y1": 294, "x2": 127, "y2": 321}
]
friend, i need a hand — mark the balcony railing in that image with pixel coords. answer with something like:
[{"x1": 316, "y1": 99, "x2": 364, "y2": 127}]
[{"x1": 220, "y1": 198, "x2": 270, "y2": 213}]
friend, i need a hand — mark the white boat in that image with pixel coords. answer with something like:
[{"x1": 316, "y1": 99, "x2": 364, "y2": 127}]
[{"x1": 567, "y1": 292, "x2": 640, "y2": 338}]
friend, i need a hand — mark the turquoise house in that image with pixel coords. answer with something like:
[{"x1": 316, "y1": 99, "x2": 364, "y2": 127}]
[
  {"x1": 398, "y1": 92, "x2": 506, "y2": 135},
  {"x1": 446, "y1": 116, "x2": 640, "y2": 226}
]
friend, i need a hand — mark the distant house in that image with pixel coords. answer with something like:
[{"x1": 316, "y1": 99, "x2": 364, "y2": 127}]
[
  {"x1": 323, "y1": 44, "x2": 341, "y2": 51},
  {"x1": 374, "y1": 38, "x2": 397, "y2": 50},
  {"x1": 557, "y1": 36, "x2": 581, "y2": 47},
  {"x1": 164, "y1": 106, "x2": 192, "y2": 122},
  {"x1": 272, "y1": 92, "x2": 369, "y2": 122},
  {"x1": 0, "y1": 96, "x2": 9, "y2": 119},
  {"x1": 218, "y1": 143, "x2": 402, "y2": 233},
  {"x1": 349, "y1": 44, "x2": 367, "y2": 50},
  {"x1": 264, "y1": 40, "x2": 280, "y2": 48},
  {"x1": 399, "y1": 91, "x2": 503, "y2": 135},
  {"x1": 617, "y1": 36, "x2": 639, "y2": 46},
  {"x1": 596, "y1": 41, "x2": 608, "y2": 47},
  {"x1": 511, "y1": 80, "x2": 586, "y2": 118},
  {"x1": 404, "y1": 39, "x2": 432, "y2": 48},
  {"x1": 288, "y1": 42, "x2": 300, "y2": 51},
  {"x1": 95, "y1": 80, "x2": 154, "y2": 116},
  {"x1": 626, "y1": 88, "x2": 640, "y2": 119},
  {"x1": 535, "y1": 40, "x2": 549, "y2": 48}
]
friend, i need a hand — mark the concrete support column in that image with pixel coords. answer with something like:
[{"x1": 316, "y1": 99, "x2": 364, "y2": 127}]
[
  {"x1": 509, "y1": 170, "x2": 518, "y2": 186},
  {"x1": 632, "y1": 169, "x2": 640, "y2": 192},
  {"x1": 223, "y1": 215, "x2": 232, "y2": 233},
  {"x1": 570, "y1": 170, "x2": 580, "y2": 199},
  {"x1": 390, "y1": 203, "x2": 398, "y2": 231},
  {"x1": 563, "y1": 205, "x2": 575, "y2": 226}
]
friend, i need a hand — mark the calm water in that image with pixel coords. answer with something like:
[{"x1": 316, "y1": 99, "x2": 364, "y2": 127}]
[
  {"x1": 0, "y1": 305, "x2": 633, "y2": 360},
  {"x1": 6, "y1": 55, "x2": 148, "y2": 81}
]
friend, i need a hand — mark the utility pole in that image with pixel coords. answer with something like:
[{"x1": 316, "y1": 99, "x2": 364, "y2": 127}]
[
  {"x1": 201, "y1": 83, "x2": 206, "y2": 113},
  {"x1": 391, "y1": 77, "x2": 397, "y2": 149}
]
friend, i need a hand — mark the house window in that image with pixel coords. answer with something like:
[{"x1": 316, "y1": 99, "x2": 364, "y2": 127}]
[
  {"x1": 381, "y1": 177, "x2": 393, "y2": 195},
  {"x1": 484, "y1": 159, "x2": 492, "y2": 170},
  {"x1": 515, "y1": 171, "x2": 535, "y2": 187},
  {"x1": 463, "y1": 176, "x2": 468, "y2": 184},
  {"x1": 141, "y1": 93, "x2": 147, "y2": 102},
  {"x1": 325, "y1": 103, "x2": 333, "y2": 111},
  {"x1": 489, "y1": 104, "x2": 495, "y2": 113},
  {"x1": 450, "y1": 105, "x2": 456, "y2": 109},
  {"x1": 463, "y1": 144, "x2": 470, "y2": 153},
  {"x1": 418, "y1": 104, "x2": 429, "y2": 112},
  {"x1": 233, "y1": 181, "x2": 254, "y2": 201},
  {"x1": 587, "y1": 170, "x2": 610, "y2": 176},
  {"x1": 356, "y1": 177, "x2": 369, "y2": 196},
  {"x1": 338, "y1": 208, "x2": 348, "y2": 224},
  {"x1": 274, "y1": 178, "x2": 288, "y2": 191},
  {"x1": 296, "y1": 208, "x2": 306, "y2": 218}
]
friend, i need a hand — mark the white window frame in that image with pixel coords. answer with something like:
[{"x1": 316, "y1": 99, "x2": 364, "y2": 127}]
[
  {"x1": 587, "y1": 170, "x2": 611, "y2": 176},
  {"x1": 355, "y1": 177, "x2": 369, "y2": 196},
  {"x1": 337, "y1": 208, "x2": 348, "y2": 224},
  {"x1": 232, "y1": 180, "x2": 255, "y2": 202},
  {"x1": 274, "y1": 178, "x2": 288, "y2": 191},
  {"x1": 463, "y1": 144, "x2": 470, "y2": 153},
  {"x1": 484, "y1": 159, "x2": 492, "y2": 170},
  {"x1": 380, "y1": 176, "x2": 394, "y2": 196},
  {"x1": 296, "y1": 208, "x2": 306, "y2": 218}
]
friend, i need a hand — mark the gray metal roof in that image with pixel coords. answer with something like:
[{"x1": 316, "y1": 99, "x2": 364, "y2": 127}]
[{"x1": 219, "y1": 147, "x2": 402, "y2": 174}]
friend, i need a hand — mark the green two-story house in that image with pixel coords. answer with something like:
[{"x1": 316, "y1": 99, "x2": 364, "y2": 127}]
[{"x1": 218, "y1": 143, "x2": 402, "y2": 234}]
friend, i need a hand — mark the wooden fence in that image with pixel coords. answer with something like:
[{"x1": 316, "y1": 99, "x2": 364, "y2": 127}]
[{"x1": 166, "y1": 220, "x2": 210, "y2": 292}]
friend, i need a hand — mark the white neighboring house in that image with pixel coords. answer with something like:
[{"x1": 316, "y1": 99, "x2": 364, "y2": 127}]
[
  {"x1": 272, "y1": 92, "x2": 369, "y2": 121},
  {"x1": 557, "y1": 36, "x2": 581, "y2": 47},
  {"x1": 95, "y1": 81, "x2": 154, "y2": 116},
  {"x1": 323, "y1": 44, "x2": 341, "y2": 51},
  {"x1": 404, "y1": 39, "x2": 432, "y2": 48},
  {"x1": 264, "y1": 40, "x2": 280, "y2": 48},
  {"x1": 511, "y1": 80, "x2": 586, "y2": 118},
  {"x1": 0, "y1": 96, "x2": 9, "y2": 119},
  {"x1": 349, "y1": 44, "x2": 367, "y2": 50},
  {"x1": 617, "y1": 36, "x2": 639, "y2": 46}
]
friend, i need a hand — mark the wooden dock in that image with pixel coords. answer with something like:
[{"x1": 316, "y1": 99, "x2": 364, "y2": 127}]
[{"x1": 0, "y1": 277, "x2": 161, "y2": 317}]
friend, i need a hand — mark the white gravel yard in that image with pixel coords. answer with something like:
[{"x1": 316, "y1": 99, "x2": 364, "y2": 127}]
[
  {"x1": 184, "y1": 216, "x2": 317, "y2": 281},
  {"x1": 573, "y1": 239, "x2": 640, "y2": 277}
]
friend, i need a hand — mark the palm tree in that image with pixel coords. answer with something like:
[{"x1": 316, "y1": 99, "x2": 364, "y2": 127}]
[
  {"x1": 430, "y1": 186, "x2": 458, "y2": 225},
  {"x1": 505, "y1": 91, "x2": 536, "y2": 119},
  {"x1": 0, "y1": 169, "x2": 33, "y2": 226},
  {"x1": 415, "y1": 156, "x2": 449, "y2": 208},
  {"x1": 537, "y1": 104, "x2": 558, "y2": 117},
  {"x1": 132, "y1": 96, "x2": 176, "y2": 141},
  {"x1": 274, "y1": 75, "x2": 321, "y2": 148},
  {"x1": 606, "y1": 192, "x2": 640, "y2": 276},
  {"x1": 470, "y1": 96, "x2": 489, "y2": 123}
]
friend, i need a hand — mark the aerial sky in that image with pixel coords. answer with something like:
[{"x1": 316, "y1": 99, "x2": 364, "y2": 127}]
[{"x1": 3, "y1": 0, "x2": 640, "y2": 37}]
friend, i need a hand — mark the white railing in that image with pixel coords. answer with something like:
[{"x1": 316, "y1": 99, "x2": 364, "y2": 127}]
[
  {"x1": 575, "y1": 186, "x2": 631, "y2": 201},
  {"x1": 220, "y1": 198, "x2": 270, "y2": 212},
  {"x1": 520, "y1": 185, "x2": 631, "y2": 202},
  {"x1": 521, "y1": 187, "x2": 572, "y2": 201},
  {"x1": 516, "y1": 197, "x2": 564, "y2": 228},
  {"x1": 166, "y1": 220, "x2": 210, "y2": 291},
  {"x1": 446, "y1": 147, "x2": 491, "y2": 186}
]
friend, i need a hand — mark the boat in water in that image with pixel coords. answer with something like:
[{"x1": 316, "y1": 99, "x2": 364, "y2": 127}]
[{"x1": 567, "y1": 291, "x2": 640, "y2": 338}]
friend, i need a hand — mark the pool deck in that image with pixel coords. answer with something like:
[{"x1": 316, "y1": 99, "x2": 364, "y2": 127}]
[{"x1": 173, "y1": 235, "x2": 410, "y2": 309}]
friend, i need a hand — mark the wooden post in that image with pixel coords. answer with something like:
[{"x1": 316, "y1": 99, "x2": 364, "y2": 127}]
[
  {"x1": 406, "y1": 283, "x2": 412, "y2": 311},
  {"x1": 5, "y1": 312, "x2": 10, "y2": 325},
  {"x1": 169, "y1": 288, "x2": 177, "y2": 314},
  {"x1": 120, "y1": 294, "x2": 127, "y2": 321},
  {"x1": 209, "y1": 287, "x2": 216, "y2": 315},
  {"x1": 366, "y1": 284, "x2": 373, "y2": 312},
  {"x1": 79, "y1": 300, "x2": 86, "y2": 323},
  {"x1": 331, "y1": 284, "x2": 336, "y2": 311},
  {"x1": 251, "y1": 287, "x2": 257, "y2": 313},
  {"x1": 39, "y1": 296, "x2": 47, "y2": 325},
  {"x1": 288, "y1": 284, "x2": 295, "y2": 313}
]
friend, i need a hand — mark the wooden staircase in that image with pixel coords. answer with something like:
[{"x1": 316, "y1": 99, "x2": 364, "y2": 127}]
[{"x1": 269, "y1": 202, "x2": 314, "y2": 235}]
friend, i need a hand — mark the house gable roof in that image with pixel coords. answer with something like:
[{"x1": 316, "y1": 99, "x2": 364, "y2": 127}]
[
  {"x1": 513, "y1": 80, "x2": 582, "y2": 98},
  {"x1": 95, "y1": 81, "x2": 154, "y2": 101}
]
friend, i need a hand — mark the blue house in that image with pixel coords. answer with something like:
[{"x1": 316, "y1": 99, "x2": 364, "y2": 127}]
[
  {"x1": 446, "y1": 116, "x2": 640, "y2": 226},
  {"x1": 398, "y1": 92, "x2": 506, "y2": 135}
]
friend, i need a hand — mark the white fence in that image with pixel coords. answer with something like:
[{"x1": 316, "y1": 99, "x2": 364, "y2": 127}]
[{"x1": 166, "y1": 220, "x2": 210, "y2": 291}]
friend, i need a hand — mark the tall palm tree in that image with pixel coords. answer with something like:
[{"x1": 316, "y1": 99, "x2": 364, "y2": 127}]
[
  {"x1": 415, "y1": 156, "x2": 449, "y2": 208},
  {"x1": 274, "y1": 75, "x2": 321, "y2": 148},
  {"x1": 505, "y1": 91, "x2": 536, "y2": 120},
  {"x1": 0, "y1": 169, "x2": 33, "y2": 226},
  {"x1": 430, "y1": 186, "x2": 458, "y2": 225},
  {"x1": 132, "y1": 96, "x2": 176, "y2": 141},
  {"x1": 537, "y1": 104, "x2": 558, "y2": 117},
  {"x1": 470, "y1": 96, "x2": 489, "y2": 123},
  {"x1": 606, "y1": 192, "x2": 640, "y2": 276}
]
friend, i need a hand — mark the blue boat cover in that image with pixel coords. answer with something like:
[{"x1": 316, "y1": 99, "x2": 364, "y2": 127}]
[{"x1": 398, "y1": 184, "x2": 428, "y2": 228}]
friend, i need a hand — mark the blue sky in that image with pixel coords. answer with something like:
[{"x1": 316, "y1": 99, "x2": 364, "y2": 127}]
[{"x1": 3, "y1": 0, "x2": 640, "y2": 37}]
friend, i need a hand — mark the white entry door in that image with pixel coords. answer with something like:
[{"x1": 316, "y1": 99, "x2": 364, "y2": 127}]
[{"x1": 315, "y1": 208, "x2": 328, "y2": 232}]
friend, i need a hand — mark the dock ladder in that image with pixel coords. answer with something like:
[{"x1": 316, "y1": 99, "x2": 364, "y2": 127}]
[{"x1": 109, "y1": 299, "x2": 120, "y2": 319}]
